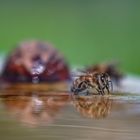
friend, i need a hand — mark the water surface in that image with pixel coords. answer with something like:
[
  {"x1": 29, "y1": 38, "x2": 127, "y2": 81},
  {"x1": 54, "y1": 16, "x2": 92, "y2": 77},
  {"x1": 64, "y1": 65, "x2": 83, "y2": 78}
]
[{"x1": 0, "y1": 91, "x2": 140, "y2": 140}]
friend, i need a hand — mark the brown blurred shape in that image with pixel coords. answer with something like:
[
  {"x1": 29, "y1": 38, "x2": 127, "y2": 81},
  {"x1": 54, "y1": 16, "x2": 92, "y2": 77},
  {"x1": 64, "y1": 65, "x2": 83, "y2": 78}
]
[{"x1": 1, "y1": 40, "x2": 70, "y2": 83}]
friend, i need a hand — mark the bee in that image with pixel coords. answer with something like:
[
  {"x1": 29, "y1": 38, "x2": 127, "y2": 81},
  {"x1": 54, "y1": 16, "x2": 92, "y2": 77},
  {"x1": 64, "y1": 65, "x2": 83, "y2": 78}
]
[{"x1": 71, "y1": 72, "x2": 112, "y2": 95}]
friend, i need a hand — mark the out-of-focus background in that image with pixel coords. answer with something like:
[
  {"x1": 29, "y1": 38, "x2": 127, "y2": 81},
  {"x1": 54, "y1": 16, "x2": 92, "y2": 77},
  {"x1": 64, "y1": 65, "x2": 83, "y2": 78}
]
[
  {"x1": 0, "y1": 0, "x2": 140, "y2": 74},
  {"x1": 0, "y1": 1, "x2": 140, "y2": 140}
]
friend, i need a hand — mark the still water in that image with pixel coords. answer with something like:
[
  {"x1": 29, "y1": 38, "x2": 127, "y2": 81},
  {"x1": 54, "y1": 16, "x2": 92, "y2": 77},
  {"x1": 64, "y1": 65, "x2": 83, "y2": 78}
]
[{"x1": 0, "y1": 85, "x2": 140, "y2": 140}]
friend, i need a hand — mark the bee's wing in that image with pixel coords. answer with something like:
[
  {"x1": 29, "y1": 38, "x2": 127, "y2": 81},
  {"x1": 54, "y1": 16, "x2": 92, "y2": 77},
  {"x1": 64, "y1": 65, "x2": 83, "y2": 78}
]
[
  {"x1": 76, "y1": 68, "x2": 93, "y2": 74},
  {"x1": 70, "y1": 72, "x2": 92, "y2": 78}
]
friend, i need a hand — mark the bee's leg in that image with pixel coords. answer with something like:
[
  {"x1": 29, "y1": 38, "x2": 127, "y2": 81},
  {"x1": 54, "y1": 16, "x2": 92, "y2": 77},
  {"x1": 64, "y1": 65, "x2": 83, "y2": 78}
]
[
  {"x1": 98, "y1": 84, "x2": 105, "y2": 95},
  {"x1": 71, "y1": 86, "x2": 75, "y2": 93},
  {"x1": 86, "y1": 91, "x2": 89, "y2": 95},
  {"x1": 97, "y1": 89, "x2": 100, "y2": 95},
  {"x1": 100, "y1": 90, "x2": 104, "y2": 95},
  {"x1": 101, "y1": 89, "x2": 105, "y2": 95},
  {"x1": 101, "y1": 80, "x2": 109, "y2": 94},
  {"x1": 104, "y1": 82, "x2": 111, "y2": 94},
  {"x1": 101, "y1": 73, "x2": 112, "y2": 94},
  {"x1": 100, "y1": 86, "x2": 106, "y2": 95},
  {"x1": 95, "y1": 88, "x2": 103, "y2": 95},
  {"x1": 86, "y1": 90, "x2": 91, "y2": 95},
  {"x1": 105, "y1": 85, "x2": 110, "y2": 94},
  {"x1": 105, "y1": 81, "x2": 112, "y2": 94}
]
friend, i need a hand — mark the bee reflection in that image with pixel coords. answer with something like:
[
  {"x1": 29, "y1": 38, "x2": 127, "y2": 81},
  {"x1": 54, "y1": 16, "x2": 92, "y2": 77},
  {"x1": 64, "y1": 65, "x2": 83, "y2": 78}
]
[
  {"x1": 2, "y1": 94, "x2": 69, "y2": 127},
  {"x1": 72, "y1": 95, "x2": 112, "y2": 119}
]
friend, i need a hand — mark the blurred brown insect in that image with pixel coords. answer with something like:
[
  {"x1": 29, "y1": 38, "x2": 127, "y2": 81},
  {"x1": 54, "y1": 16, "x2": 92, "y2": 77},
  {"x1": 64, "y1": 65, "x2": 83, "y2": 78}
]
[{"x1": 71, "y1": 72, "x2": 112, "y2": 95}]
